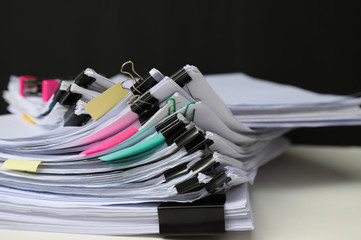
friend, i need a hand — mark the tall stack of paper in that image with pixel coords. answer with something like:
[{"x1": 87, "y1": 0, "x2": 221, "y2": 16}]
[{"x1": 0, "y1": 64, "x2": 359, "y2": 235}]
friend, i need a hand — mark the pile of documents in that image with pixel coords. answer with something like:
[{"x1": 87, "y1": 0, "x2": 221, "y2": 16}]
[{"x1": 0, "y1": 63, "x2": 360, "y2": 235}]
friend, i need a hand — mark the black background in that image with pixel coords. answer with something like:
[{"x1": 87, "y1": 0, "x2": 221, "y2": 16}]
[{"x1": 0, "y1": 1, "x2": 360, "y2": 145}]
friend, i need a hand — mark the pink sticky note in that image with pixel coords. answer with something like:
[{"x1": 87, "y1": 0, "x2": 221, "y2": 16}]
[
  {"x1": 80, "y1": 126, "x2": 139, "y2": 156},
  {"x1": 79, "y1": 110, "x2": 139, "y2": 145},
  {"x1": 42, "y1": 80, "x2": 59, "y2": 102}
]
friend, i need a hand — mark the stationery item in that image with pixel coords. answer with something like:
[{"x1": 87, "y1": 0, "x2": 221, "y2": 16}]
[
  {"x1": 73, "y1": 77, "x2": 193, "y2": 148},
  {"x1": 79, "y1": 92, "x2": 189, "y2": 156},
  {"x1": 41, "y1": 80, "x2": 60, "y2": 102},
  {"x1": 99, "y1": 113, "x2": 189, "y2": 161},
  {"x1": 19, "y1": 75, "x2": 37, "y2": 97},
  {"x1": 0, "y1": 183, "x2": 253, "y2": 235},
  {"x1": 19, "y1": 76, "x2": 60, "y2": 102},
  {"x1": 1, "y1": 159, "x2": 42, "y2": 173},
  {"x1": 171, "y1": 65, "x2": 254, "y2": 134},
  {"x1": 2, "y1": 62, "x2": 361, "y2": 237},
  {"x1": 84, "y1": 82, "x2": 128, "y2": 120}
]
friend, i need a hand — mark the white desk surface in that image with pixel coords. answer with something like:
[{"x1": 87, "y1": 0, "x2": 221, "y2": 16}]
[{"x1": 1, "y1": 145, "x2": 361, "y2": 240}]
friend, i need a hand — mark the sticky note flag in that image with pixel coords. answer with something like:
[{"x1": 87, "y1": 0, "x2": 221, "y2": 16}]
[
  {"x1": 2, "y1": 159, "x2": 42, "y2": 172},
  {"x1": 84, "y1": 82, "x2": 128, "y2": 120},
  {"x1": 23, "y1": 113, "x2": 36, "y2": 124}
]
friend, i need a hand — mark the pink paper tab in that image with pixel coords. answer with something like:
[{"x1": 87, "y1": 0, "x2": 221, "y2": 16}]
[{"x1": 80, "y1": 126, "x2": 139, "y2": 156}]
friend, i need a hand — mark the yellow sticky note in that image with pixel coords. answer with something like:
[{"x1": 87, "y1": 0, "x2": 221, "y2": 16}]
[
  {"x1": 2, "y1": 159, "x2": 42, "y2": 172},
  {"x1": 84, "y1": 82, "x2": 128, "y2": 120}
]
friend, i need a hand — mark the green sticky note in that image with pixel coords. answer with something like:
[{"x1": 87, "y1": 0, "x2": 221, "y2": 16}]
[{"x1": 84, "y1": 82, "x2": 128, "y2": 120}]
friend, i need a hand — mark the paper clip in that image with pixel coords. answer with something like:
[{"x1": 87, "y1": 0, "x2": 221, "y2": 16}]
[
  {"x1": 184, "y1": 102, "x2": 196, "y2": 121},
  {"x1": 165, "y1": 98, "x2": 176, "y2": 115}
]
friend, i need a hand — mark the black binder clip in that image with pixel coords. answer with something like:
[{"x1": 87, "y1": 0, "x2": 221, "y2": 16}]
[
  {"x1": 155, "y1": 114, "x2": 188, "y2": 145},
  {"x1": 175, "y1": 168, "x2": 230, "y2": 195},
  {"x1": 170, "y1": 67, "x2": 192, "y2": 88},
  {"x1": 53, "y1": 69, "x2": 97, "y2": 106},
  {"x1": 163, "y1": 163, "x2": 189, "y2": 182},
  {"x1": 130, "y1": 92, "x2": 160, "y2": 124},
  {"x1": 130, "y1": 72, "x2": 159, "y2": 95},
  {"x1": 121, "y1": 61, "x2": 163, "y2": 96},
  {"x1": 189, "y1": 153, "x2": 220, "y2": 174},
  {"x1": 174, "y1": 126, "x2": 213, "y2": 154},
  {"x1": 63, "y1": 106, "x2": 91, "y2": 127},
  {"x1": 73, "y1": 70, "x2": 96, "y2": 88},
  {"x1": 164, "y1": 151, "x2": 218, "y2": 182},
  {"x1": 54, "y1": 88, "x2": 82, "y2": 106},
  {"x1": 157, "y1": 194, "x2": 226, "y2": 235},
  {"x1": 175, "y1": 175, "x2": 204, "y2": 194},
  {"x1": 205, "y1": 171, "x2": 231, "y2": 194},
  {"x1": 172, "y1": 156, "x2": 221, "y2": 194}
]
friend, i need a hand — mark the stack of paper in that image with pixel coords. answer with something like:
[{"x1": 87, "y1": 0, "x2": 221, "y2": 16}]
[
  {"x1": 0, "y1": 65, "x2": 359, "y2": 235},
  {"x1": 206, "y1": 73, "x2": 361, "y2": 128}
]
